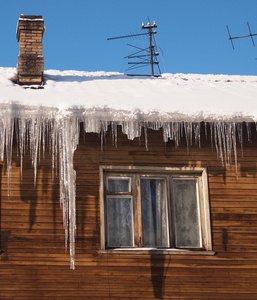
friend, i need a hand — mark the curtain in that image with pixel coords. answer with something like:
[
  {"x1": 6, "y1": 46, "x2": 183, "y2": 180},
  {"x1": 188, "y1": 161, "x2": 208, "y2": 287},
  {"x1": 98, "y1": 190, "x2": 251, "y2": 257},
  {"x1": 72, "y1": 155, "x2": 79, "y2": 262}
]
[
  {"x1": 173, "y1": 179, "x2": 202, "y2": 248},
  {"x1": 141, "y1": 178, "x2": 169, "y2": 247}
]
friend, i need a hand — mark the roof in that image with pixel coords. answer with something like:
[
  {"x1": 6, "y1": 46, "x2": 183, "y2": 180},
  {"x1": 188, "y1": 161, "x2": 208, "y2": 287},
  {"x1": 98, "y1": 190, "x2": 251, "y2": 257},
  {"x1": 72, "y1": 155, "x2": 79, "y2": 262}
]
[{"x1": 1, "y1": 67, "x2": 257, "y2": 123}]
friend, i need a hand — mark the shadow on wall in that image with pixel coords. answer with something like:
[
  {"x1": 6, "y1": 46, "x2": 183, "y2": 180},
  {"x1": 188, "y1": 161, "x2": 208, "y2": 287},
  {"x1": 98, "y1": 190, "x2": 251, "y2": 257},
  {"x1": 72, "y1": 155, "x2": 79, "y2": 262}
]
[
  {"x1": 8, "y1": 140, "x2": 60, "y2": 246},
  {"x1": 73, "y1": 130, "x2": 101, "y2": 252},
  {"x1": 150, "y1": 254, "x2": 171, "y2": 299},
  {"x1": 0, "y1": 165, "x2": 11, "y2": 261},
  {"x1": 18, "y1": 160, "x2": 59, "y2": 233}
]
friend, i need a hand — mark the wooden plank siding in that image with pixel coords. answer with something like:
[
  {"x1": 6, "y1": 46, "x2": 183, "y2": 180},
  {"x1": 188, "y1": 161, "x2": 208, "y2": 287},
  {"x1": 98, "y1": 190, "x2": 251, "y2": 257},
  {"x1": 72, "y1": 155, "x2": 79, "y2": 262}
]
[{"x1": 1, "y1": 123, "x2": 257, "y2": 299}]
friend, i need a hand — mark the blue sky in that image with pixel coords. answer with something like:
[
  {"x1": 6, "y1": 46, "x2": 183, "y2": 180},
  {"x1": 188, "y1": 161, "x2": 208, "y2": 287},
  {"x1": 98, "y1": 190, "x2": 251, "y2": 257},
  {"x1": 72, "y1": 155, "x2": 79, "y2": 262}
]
[{"x1": 1, "y1": 1, "x2": 257, "y2": 75}]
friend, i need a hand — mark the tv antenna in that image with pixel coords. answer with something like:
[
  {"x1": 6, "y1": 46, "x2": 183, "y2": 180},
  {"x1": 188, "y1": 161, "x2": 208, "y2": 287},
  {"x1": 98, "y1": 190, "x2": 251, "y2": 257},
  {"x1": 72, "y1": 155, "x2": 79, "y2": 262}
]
[
  {"x1": 107, "y1": 18, "x2": 161, "y2": 77},
  {"x1": 227, "y1": 22, "x2": 257, "y2": 49}
]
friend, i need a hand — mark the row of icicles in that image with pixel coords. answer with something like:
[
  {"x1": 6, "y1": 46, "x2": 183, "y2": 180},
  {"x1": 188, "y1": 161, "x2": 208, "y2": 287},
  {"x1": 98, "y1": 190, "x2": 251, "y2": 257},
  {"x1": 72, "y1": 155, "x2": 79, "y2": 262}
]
[{"x1": 0, "y1": 116, "x2": 252, "y2": 268}]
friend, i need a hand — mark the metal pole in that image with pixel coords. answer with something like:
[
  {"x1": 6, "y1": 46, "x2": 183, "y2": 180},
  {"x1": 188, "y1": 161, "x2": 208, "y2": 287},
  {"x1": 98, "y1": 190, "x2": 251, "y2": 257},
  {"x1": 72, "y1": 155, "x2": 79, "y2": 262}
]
[{"x1": 148, "y1": 27, "x2": 154, "y2": 77}]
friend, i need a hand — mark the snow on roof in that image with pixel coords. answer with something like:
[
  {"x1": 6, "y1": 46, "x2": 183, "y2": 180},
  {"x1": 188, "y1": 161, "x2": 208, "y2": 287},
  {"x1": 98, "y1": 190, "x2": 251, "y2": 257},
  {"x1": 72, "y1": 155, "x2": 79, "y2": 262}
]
[{"x1": 1, "y1": 67, "x2": 257, "y2": 123}]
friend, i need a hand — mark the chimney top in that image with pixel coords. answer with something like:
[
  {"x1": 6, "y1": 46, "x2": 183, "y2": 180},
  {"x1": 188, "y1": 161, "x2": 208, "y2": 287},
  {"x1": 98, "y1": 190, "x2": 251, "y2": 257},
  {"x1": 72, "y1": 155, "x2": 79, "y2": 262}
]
[
  {"x1": 16, "y1": 15, "x2": 45, "y2": 86},
  {"x1": 19, "y1": 14, "x2": 43, "y2": 20}
]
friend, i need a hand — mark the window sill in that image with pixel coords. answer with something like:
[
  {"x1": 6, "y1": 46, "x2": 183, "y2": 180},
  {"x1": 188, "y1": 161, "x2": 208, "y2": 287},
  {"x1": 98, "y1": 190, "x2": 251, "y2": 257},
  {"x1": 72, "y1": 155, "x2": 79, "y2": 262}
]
[{"x1": 99, "y1": 248, "x2": 215, "y2": 256}]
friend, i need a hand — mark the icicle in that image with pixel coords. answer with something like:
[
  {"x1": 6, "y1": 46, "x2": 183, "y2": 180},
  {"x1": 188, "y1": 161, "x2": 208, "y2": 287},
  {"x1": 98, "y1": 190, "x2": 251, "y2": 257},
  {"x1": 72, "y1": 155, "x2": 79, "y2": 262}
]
[
  {"x1": 144, "y1": 125, "x2": 148, "y2": 151},
  {"x1": 100, "y1": 129, "x2": 104, "y2": 151},
  {"x1": 184, "y1": 122, "x2": 192, "y2": 154},
  {"x1": 237, "y1": 123, "x2": 243, "y2": 157},
  {"x1": 6, "y1": 118, "x2": 14, "y2": 194},
  {"x1": 57, "y1": 117, "x2": 79, "y2": 269},
  {"x1": 231, "y1": 122, "x2": 238, "y2": 175},
  {"x1": 41, "y1": 119, "x2": 46, "y2": 160},
  {"x1": 246, "y1": 122, "x2": 252, "y2": 143},
  {"x1": 111, "y1": 122, "x2": 118, "y2": 147},
  {"x1": 18, "y1": 118, "x2": 26, "y2": 180},
  {"x1": 205, "y1": 122, "x2": 208, "y2": 140},
  {"x1": 193, "y1": 122, "x2": 201, "y2": 148},
  {"x1": 220, "y1": 123, "x2": 228, "y2": 165},
  {"x1": 0, "y1": 118, "x2": 5, "y2": 162},
  {"x1": 210, "y1": 122, "x2": 214, "y2": 151},
  {"x1": 214, "y1": 123, "x2": 224, "y2": 166},
  {"x1": 30, "y1": 118, "x2": 40, "y2": 186}
]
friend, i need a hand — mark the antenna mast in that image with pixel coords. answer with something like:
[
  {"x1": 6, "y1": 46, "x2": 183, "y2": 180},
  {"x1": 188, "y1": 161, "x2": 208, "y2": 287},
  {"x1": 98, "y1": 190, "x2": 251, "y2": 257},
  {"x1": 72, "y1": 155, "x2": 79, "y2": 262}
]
[
  {"x1": 142, "y1": 21, "x2": 157, "y2": 76},
  {"x1": 107, "y1": 19, "x2": 161, "y2": 77}
]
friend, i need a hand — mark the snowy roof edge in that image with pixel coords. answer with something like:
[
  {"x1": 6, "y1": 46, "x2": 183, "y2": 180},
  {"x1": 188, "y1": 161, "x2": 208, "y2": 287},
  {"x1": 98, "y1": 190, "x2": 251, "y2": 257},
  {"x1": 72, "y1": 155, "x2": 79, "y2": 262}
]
[{"x1": 0, "y1": 67, "x2": 257, "y2": 123}]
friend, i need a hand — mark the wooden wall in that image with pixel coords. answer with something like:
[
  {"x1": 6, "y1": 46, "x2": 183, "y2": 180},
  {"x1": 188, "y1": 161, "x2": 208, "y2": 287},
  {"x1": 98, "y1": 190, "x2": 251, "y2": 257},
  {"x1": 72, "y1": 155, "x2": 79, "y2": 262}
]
[{"x1": 1, "y1": 124, "x2": 257, "y2": 299}]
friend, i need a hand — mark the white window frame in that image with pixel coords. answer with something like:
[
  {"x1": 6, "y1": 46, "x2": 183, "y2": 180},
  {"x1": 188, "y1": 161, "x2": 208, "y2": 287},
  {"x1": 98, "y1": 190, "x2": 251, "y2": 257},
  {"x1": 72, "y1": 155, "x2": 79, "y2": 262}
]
[{"x1": 100, "y1": 166, "x2": 213, "y2": 255}]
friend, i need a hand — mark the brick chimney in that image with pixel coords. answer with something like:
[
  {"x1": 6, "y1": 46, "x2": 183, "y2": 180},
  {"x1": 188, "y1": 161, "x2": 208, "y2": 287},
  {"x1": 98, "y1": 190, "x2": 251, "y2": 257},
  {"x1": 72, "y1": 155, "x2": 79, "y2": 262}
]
[{"x1": 16, "y1": 14, "x2": 45, "y2": 85}]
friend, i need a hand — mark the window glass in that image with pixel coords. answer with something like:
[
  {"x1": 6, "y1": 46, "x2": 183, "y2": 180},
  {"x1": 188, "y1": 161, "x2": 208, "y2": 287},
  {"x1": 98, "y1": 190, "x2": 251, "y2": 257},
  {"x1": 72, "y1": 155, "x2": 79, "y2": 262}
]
[
  {"x1": 107, "y1": 177, "x2": 130, "y2": 193},
  {"x1": 173, "y1": 179, "x2": 202, "y2": 248},
  {"x1": 140, "y1": 178, "x2": 169, "y2": 247},
  {"x1": 106, "y1": 197, "x2": 133, "y2": 247}
]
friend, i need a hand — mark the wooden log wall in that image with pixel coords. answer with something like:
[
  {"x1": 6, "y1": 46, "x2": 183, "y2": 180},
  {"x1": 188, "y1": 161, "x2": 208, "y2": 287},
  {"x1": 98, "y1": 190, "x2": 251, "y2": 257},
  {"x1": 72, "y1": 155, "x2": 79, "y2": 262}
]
[{"x1": 1, "y1": 123, "x2": 257, "y2": 299}]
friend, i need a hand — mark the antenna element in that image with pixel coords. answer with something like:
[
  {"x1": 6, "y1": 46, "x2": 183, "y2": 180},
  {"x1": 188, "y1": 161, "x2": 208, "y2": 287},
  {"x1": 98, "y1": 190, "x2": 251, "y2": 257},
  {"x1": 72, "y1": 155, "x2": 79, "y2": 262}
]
[{"x1": 227, "y1": 22, "x2": 257, "y2": 49}]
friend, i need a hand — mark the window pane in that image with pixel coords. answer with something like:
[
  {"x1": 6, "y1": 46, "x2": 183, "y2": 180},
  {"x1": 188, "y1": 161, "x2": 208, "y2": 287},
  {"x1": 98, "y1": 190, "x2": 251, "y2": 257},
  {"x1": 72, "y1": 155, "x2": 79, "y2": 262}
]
[
  {"x1": 106, "y1": 197, "x2": 133, "y2": 247},
  {"x1": 107, "y1": 177, "x2": 130, "y2": 193},
  {"x1": 173, "y1": 179, "x2": 202, "y2": 248},
  {"x1": 141, "y1": 178, "x2": 169, "y2": 247}
]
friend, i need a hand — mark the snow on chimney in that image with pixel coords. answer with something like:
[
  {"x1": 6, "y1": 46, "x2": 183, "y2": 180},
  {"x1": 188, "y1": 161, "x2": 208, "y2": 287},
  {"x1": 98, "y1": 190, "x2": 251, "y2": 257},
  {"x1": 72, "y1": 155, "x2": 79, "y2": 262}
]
[{"x1": 16, "y1": 14, "x2": 45, "y2": 85}]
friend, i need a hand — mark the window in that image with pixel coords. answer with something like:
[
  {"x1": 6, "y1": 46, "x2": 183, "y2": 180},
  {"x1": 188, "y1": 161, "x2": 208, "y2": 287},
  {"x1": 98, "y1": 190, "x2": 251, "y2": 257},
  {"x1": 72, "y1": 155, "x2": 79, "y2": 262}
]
[{"x1": 100, "y1": 166, "x2": 212, "y2": 252}]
